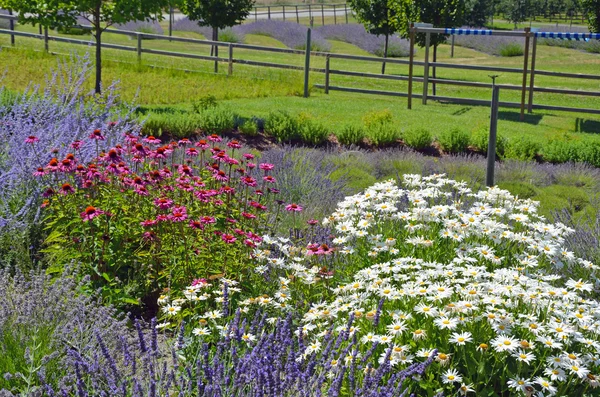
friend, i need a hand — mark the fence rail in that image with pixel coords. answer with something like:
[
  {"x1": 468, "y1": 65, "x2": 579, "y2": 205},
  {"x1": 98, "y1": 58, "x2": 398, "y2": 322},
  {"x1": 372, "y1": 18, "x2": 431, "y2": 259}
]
[{"x1": 0, "y1": 16, "x2": 599, "y2": 117}]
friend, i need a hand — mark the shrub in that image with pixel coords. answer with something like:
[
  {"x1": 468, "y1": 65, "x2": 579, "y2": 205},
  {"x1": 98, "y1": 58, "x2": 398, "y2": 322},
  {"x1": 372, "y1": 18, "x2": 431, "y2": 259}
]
[
  {"x1": 142, "y1": 112, "x2": 203, "y2": 138},
  {"x1": 236, "y1": 20, "x2": 331, "y2": 51},
  {"x1": 499, "y1": 42, "x2": 525, "y2": 56},
  {"x1": 41, "y1": 134, "x2": 280, "y2": 306},
  {"x1": 198, "y1": 106, "x2": 236, "y2": 134},
  {"x1": 192, "y1": 95, "x2": 218, "y2": 113},
  {"x1": 316, "y1": 24, "x2": 411, "y2": 57},
  {"x1": 362, "y1": 109, "x2": 394, "y2": 129},
  {"x1": 437, "y1": 128, "x2": 470, "y2": 153},
  {"x1": 365, "y1": 123, "x2": 399, "y2": 146},
  {"x1": 56, "y1": 26, "x2": 90, "y2": 35},
  {"x1": 470, "y1": 129, "x2": 507, "y2": 157},
  {"x1": 239, "y1": 118, "x2": 259, "y2": 136},
  {"x1": 336, "y1": 125, "x2": 365, "y2": 146},
  {"x1": 264, "y1": 110, "x2": 299, "y2": 143},
  {"x1": 402, "y1": 128, "x2": 432, "y2": 150},
  {"x1": 114, "y1": 20, "x2": 164, "y2": 35},
  {"x1": 496, "y1": 181, "x2": 539, "y2": 199},
  {"x1": 297, "y1": 113, "x2": 329, "y2": 145},
  {"x1": 217, "y1": 28, "x2": 245, "y2": 43},
  {"x1": 505, "y1": 136, "x2": 541, "y2": 161}
]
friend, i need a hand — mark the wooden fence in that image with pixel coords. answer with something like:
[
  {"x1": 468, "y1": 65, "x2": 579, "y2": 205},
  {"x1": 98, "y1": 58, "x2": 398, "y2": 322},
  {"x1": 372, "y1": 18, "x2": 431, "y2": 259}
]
[
  {"x1": 250, "y1": 3, "x2": 350, "y2": 25},
  {"x1": 0, "y1": 15, "x2": 599, "y2": 119}
]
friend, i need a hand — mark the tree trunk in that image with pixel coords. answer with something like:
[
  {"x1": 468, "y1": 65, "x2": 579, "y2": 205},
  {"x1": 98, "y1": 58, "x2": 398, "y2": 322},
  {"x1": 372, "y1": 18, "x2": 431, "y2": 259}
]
[
  {"x1": 94, "y1": 20, "x2": 102, "y2": 94},
  {"x1": 432, "y1": 45, "x2": 437, "y2": 96},
  {"x1": 381, "y1": 33, "x2": 389, "y2": 75}
]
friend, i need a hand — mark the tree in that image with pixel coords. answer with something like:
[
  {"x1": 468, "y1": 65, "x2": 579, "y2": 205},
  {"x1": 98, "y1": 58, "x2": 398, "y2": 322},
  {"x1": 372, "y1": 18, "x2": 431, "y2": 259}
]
[
  {"x1": 499, "y1": 0, "x2": 528, "y2": 27},
  {"x1": 465, "y1": 0, "x2": 494, "y2": 26},
  {"x1": 181, "y1": 0, "x2": 254, "y2": 61},
  {"x1": 582, "y1": 0, "x2": 600, "y2": 32},
  {"x1": 348, "y1": 0, "x2": 402, "y2": 73},
  {"x1": 0, "y1": 0, "x2": 168, "y2": 93}
]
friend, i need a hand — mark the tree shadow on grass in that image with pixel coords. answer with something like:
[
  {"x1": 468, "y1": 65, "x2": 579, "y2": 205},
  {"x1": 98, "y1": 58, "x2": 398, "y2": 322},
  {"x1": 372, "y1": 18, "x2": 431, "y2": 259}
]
[
  {"x1": 575, "y1": 118, "x2": 600, "y2": 134},
  {"x1": 452, "y1": 107, "x2": 472, "y2": 116},
  {"x1": 498, "y1": 111, "x2": 543, "y2": 125}
]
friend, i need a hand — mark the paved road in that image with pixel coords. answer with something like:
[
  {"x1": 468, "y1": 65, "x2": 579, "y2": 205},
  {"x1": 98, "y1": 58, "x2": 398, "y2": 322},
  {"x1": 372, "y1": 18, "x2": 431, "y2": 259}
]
[{"x1": 170, "y1": 7, "x2": 349, "y2": 22}]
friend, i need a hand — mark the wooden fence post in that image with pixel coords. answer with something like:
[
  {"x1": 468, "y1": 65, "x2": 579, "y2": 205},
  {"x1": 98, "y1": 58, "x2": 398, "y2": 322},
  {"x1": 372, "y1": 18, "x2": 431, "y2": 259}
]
[
  {"x1": 268, "y1": 6, "x2": 271, "y2": 19},
  {"x1": 451, "y1": 35, "x2": 455, "y2": 58},
  {"x1": 304, "y1": 29, "x2": 311, "y2": 98},
  {"x1": 44, "y1": 26, "x2": 49, "y2": 52},
  {"x1": 8, "y1": 10, "x2": 15, "y2": 46},
  {"x1": 321, "y1": 4, "x2": 325, "y2": 25},
  {"x1": 255, "y1": 7, "x2": 258, "y2": 21},
  {"x1": 528, "y1": 35, "x2": 537, "y2": 113},
  {"x1": 309, "y1": 4, "x2": 312, "y2": 21},
  {"x1": 214, "y1": 42, "x2": 219, "y2": 73},
  {"x1": 169, "y1": 6, "x2": 173, "y2": 41},
  {"x1": 228, "y1": 43, "x2": 233, "y2": 76},
  {"x1": 137, "y1": 33, "x2": 142, "y2": 63},
  {"x1": 345, "y1": 4, "x2": 349, "y2": 23},
  {"x1": 520, "y1": 27, "x2": 530, "y2": 121},
  {"x1": 334, "y1": 5, "x2": 337, "y2": 24},
  {"x1": 422, "y1": 31, "x2": 431, "y2": 105},
  {"x1": 408, "y1": 23, "x2": 415, "y2": 110},
  {"x1": 296, "y1": 6, "x2": 299, "y2": 23},
  {"x1": 325, "y1": 55, "x2": 330, "y2": 94}
]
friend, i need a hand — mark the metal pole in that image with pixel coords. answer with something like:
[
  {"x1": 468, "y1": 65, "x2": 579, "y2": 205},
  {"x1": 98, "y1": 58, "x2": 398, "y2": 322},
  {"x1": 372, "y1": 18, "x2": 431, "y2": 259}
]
[
  {"x1": 325, "y1": 55, "x2": 330, "y2": 94},
  {"x1": 8, "y1": 10, "x2": 15, "y2": 46},
  {"x1": 334, "y1": 5, "x2": 337, "y2": 24},
  {"x1": 422, "y1": 31, "x2": 430, "y2": 105},
  {"x1": 255, "y1": 7, "x2": 258, "y2": 21},
  {"x1": 408, "y1": 23, "x2": 415, "y2": 110},
  {"x1": 137, "y1": 33, "x2": 142, "y2": 63},
  {"x1": 296, "y1": 6, "x2": 299, "y2": 23},
  {"x1": 268, "y1": 6, "x2": 271, "y2": 19},
  {"x1": 283, "y1": 5, "x2": 286, "y2": 21},
  {"x1": 44, "y1": 26, "x2": 49, "y2": 52},
  {"x1": 228, "y1": 43, "x2": 233, "y2": 76},
  {"x1": 520, "y1": 27, "x2": 530, "y2": 121},
  {"x1": 528, "y1": 35, "x2": 537, "y2": 113},
  {"x1": 321, "y1": 4, "x2": 325, "y2": 25},
  {"x1": 345, "y1": 4, "x2": 348, "y2": 23},
  {"x1": 304, "y1": 29, "x2": 311, "y2": 98},
  {"x1": 451, "y1": 35, "x2": 455, "y2": 58},
  {"x1": 486, "y1": 81, "x2": 500, "y2": 187},
  {"x1": 309, "y1": 4, "x2": 312, "y2": 21}
]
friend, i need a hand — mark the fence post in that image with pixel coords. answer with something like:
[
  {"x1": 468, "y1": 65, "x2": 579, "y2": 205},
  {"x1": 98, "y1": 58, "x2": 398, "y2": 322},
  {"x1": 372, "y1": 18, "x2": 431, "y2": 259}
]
[
  {"x1": 325, "y1": 55, "x2": 330, "y2": 94},
  {"x1": 345, "y1": 4, "x2": 349, "y2": 23},
  {"x1": 214, "y1": 42, "x2": 219, "y2": 73},
  {"x1": 528, "y1": 35, "x2": 538, "y2": 113},
  {"x1": 283, "y1": 5, "x2": 286, "y2": 21},
  {"x1": 334, "y1": 5, "x2": 337, "y2": 24},
  {"x1": 296, "y1": 6, "x2": 299, "y2": 23},
  {"x1": 309, "y1": 4, "x2": 312, "y2": 21},
  {"x1": 268, "y1": 6, "x2": 271, "y2": 19},
  {"x1": 520, "y1": 27, "x2": 531, "y2": 121},
  {"x1": 486, "y1": 84, "x2": 500, "y2": 187},
  {"x1": 169, "y1": 6, "x2": 173, "y2": 41},
  {"x1": 255, "y1": 7, "x2": 258, "y2": 21},
  {"x1": 44, "y1": 26, "x2": 49, "y2": 52},
  {"x1": 304, "y1": 29, "x2": 311, "y2": 98},
  {"x1": 422, "y1": 31, "x2": 431, "y2": 105},
  {"x1": 8, "y1": 10, "x2": 15, "y2": 46},
  {"x1": 321, "y1": 4, "x2": 325, "y2": 25},
  {"x1": 228, "y1": 43, "x2": 233, "y2": 76},
  {"x1": 451, "y1": 35, "x2": 455, "y2": 57},
  {"x1": 408, "y1": 23, "x2": 415, "y2": 110},
  {"x1": 137, "y1": 33, "x2": 142, "y2": 63}
]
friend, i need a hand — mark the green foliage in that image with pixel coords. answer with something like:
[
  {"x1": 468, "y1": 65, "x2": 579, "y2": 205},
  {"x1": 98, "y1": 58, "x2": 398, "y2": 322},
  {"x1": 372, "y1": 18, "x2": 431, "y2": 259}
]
[
  {"x1": 348, "y1": 0, "x2": 399, "y2": 39},
  {"x1": 505, "y1": 136, "x2": 541, "y2": 161},
  {"x1": 499, "y1": 42, "x2": 524, "y2": 56},
  {"x1": 582, "y1": 0, "x2": 600, "y2": 33},
  {"x1": 142, "y1": 111, "x2": 202, "y2": 137},
  {"x1": 437, "y1": 128, "x2": 470, "y2": 153},
  {"x1": 218, "y1": 28, "x2": 244, "y2": 43},
  {"x1": 264, "y1": 110, "x2": 299, "y2": 143},
  {"x1": 496, "y1": 181, "x2": 539, "y2": 199},
  {"x1": 464, "y1": 0, "x2": 493, "y2": 26},
  {"x1": 336, "y1": 125, "x2": 365, "y2": 146},
  {"x1": 181, "y1": 0, "x2": 254, "y2": 31},
  {"x1": 192, "y1": 95, "x2": 219, "y2": 113},
  {"x1": 239, "y1": 118, "x2": 259, "y2": 136},
  {"x1": 198, "y1": 106, "x2": 236, "y2": 134},
  {"x1": 365, "y1": 123, "x2": 399, "y2": 146},
  {"x1": 533, "y1": 185, "x2": 591, "y2": 216},
  {"x1": 56, "y1": 26, "x2": 91, "y2": 35},
  {"x1": 499, "y1": 0, "x2": 528, "y2": 27},
  {"x1": 297, "y1": 113, "x2": 330, "y2": 145},
  {"x1": 362, "y1": 109, "x2": 394, "y2": 129},
  {"x1": 402, "y1": 128, "x2": 432, "y2": 150},
  {"x1": 470, "y1": 129, "x2": 507, "y2": 157}
]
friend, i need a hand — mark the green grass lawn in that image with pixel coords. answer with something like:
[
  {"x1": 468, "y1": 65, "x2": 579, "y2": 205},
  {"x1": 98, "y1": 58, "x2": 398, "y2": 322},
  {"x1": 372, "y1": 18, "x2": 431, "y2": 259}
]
[{"x1": 1, "y1": 21, "x2": 599, "y2": 147}]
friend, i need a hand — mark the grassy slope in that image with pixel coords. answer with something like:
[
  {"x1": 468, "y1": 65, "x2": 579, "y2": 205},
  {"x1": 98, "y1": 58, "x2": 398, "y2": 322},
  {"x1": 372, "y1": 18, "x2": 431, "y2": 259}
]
[{"x1": 0, "y1": 23, "x2": 599, "y2": 145}]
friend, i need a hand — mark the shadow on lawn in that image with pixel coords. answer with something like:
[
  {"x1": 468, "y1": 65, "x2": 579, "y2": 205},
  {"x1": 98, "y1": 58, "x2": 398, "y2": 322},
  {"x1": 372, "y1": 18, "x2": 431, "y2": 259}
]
[
  {"x1": 575, "y1": 118, "x2": 600, "y2": 134},
  {"x1": 498, "y1": 111, "x2": 543, "y2": 125}
]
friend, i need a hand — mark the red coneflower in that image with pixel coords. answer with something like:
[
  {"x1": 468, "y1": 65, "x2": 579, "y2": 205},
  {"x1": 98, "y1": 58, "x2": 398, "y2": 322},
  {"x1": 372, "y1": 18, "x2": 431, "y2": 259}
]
[
  {"x1": 221, "y1": 234, "x2": 236, "y2": 244},
  {"x1": 80, "y1": 205, "x2": 104, "y2": 221},
  {"x1": 60, "y1": 183, "x2": 75, "y2": 194},
  {"x1": 25, "y1": 135, "x2": 39, "y2": 144},
  {"x1": 285, "y1": 203, "x2": 303, "y2": 212},
  {"x1": 89, "y1": 129, "x2": 105, "y2": 140}
]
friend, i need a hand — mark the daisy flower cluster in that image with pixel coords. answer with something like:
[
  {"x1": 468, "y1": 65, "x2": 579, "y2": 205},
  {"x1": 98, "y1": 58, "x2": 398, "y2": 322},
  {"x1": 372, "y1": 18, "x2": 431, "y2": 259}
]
[{"x1": 251, "y1": 174, "x2": 600, "y2": 396}]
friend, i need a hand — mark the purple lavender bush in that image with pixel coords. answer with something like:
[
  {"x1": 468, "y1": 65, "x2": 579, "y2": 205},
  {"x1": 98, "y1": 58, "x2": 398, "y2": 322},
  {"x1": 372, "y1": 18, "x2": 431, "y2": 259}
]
[
  {"x1": 317, "y1": 24, "x2": 411, "y2": 57},
  {"x1": 452, "y1": 27, "x2": 524, "y2": 56},
  {"x1": 43, "y1": 310, "x2": 438, "y2": 396},
  {"x1": 172, "y1": 17, "x2": 245, "y2": 43},
  {"x1": 0, "y1": 54, "x2": 139, "y2": 265},
  {"x1": 237, "y1": 20, "x2": 331, "y2": 51},
  {"x1": 114, "y1": 19, "x2": 164, "y2": 35},
  {"x1": 0, "y1": 267, "x2": 128, "y2": 395}
]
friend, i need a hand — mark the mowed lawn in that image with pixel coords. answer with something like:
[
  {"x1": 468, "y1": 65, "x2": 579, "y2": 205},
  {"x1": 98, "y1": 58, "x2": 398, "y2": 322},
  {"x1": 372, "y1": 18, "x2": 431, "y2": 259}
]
[{"x1": 1, "y1": 20, "x2": 599, "y2": 145}]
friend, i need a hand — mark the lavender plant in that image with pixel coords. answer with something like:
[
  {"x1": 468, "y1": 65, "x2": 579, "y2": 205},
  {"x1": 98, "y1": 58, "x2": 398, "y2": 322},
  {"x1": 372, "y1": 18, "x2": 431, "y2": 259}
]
[
  {"x1": 0, "y1": 53, "x2": 139, "y2": 265},
  {"x1": 114, "y1": 19, "x2": 164, "y2": 35},
  {"x1": 317, "y1": 24, "x2": 411, "y2": 57},
  {"x1": 452, "y1": 27, "x2": 525, "y2": 56},
  {"x1": 0, "y1": 267, "x2": 129, "y2": 395},
  {"x1": 236, "y1": 20, "x2": 331, "y2": 51},
  {"x1": 172, "y1": 17, "x2": 245, "y2": 43}
]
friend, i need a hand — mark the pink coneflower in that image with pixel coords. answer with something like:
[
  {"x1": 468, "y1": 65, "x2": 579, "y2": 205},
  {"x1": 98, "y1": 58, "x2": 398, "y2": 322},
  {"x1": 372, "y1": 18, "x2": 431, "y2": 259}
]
[
  {"x1": 25, "y1": 135, "x2": 39, "y2": 144},
  {"x1": 212, "y1": 151, "x2": 229, "y2": 162},
  {"x1": 178, "y1": 138, "x2": 191, "y2": 146},
  {"x1": 221, "y1": 234, "x2": 236, "y2": 244},
  {"x1": 81, "y1": 206, "x2": 104, "y2": 222},
  {"x1": 42, "y1": 188, "x2": 55, "y2": 198},
  {"x1": 142, "y1": 231, "x2": 158, "y2": 241},
  {"x1": 259, "y1": 163, "x2": 275, "y2": 171},
  {"x1": 124, "y1": 134, "x2": 138, "y2": 145},
  {"x1": 70, "y1": 140, "x2": 84, "y2": 150},
  {"x1": 285, "y1": 203, "x2": 303, "y2": 212},
  {"x1": 60, "y1": 183, "x2": 75, "y2": 195},
  {"x1": 263, "y1": 175, "x2": 276, "y2": 184},
  {"x1": 152, "y1": 146, "x2": 171, "y2": 159},
  {"x1": 135, "y1": 186, "x2": 149, "y2": 196},
  {"x1": 143, "y1": 135, "x2": 161, "y2": 145},
  {"x1": 227, "y1": 140, "x2": 242, "y2": 149},
  {"x1": 241, "y1": 176, "x2": 257, "y2": 187},
  {"x1": 243, "y1": 153, "x2": 255, "y2": 160},
  {"x1": 244, "y1": 239, "x2": 256, "y2": 248},
  {"x1": 89, "y1": 129, "x2": 105, "y2": 140},
  {"x1": 46, "y1": 158, "x2": 59, "y2": 172},
  {"x1": 154, "y1": 197, "x2": 174, "y2": 210},
  {"x1": 188, "y1": 220, "x2": 203, "y2": 230},
  {"x1": 191, "y1": 278, "x2": 208, "y2": 287},
  {"x1": 178, "y1": 165, "x2": 193, "y2": 176},
  {"x1": 307, "y1": 219, "x2": 319, "y2": 226},
  {"x1": 107, "y1": 121, "x2": 118, "y2": 129},
  {"x1": 186, "y1": 147, "x2": 199, "y2": 157},
  {"x1": 196, "y1": 139, "x2": 210, "y2": 150},
  {"x1": 224, "y1": 157, "x2": 239, "y2": 166},
  {"x1": 105, "y1": 149, "x2": 122, "y2": 163},
  {"x1": 200, "y1": 216, "x2": 216, "y2": 225},
  {"x1": 33, "y1": 167, "x2": 47, "y2": 177},
  {"x1": 207, "y1": 134, "x2": 222, "y2": 143},
  {"x1": 214, "y1": 170, "x2": 229, "y2": 182},
  {"x1": 247, "y1": 162, "x2": 256, "y2": 169},
  {"x1": 241, "y1": 212, "x2": 256, "y2": 219},
  {"x1": 140, "y1": 219, "x2": 158, "y2": 227},
  {"x1": 59, "y1": 158, "x2": 76, "y2": 172},
  {"x1": 169, "y1": 206, "x2": 188, "y2": 222},
  {"x1": 221, "y1": 186, "x2": 235, "y2": 195}
]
